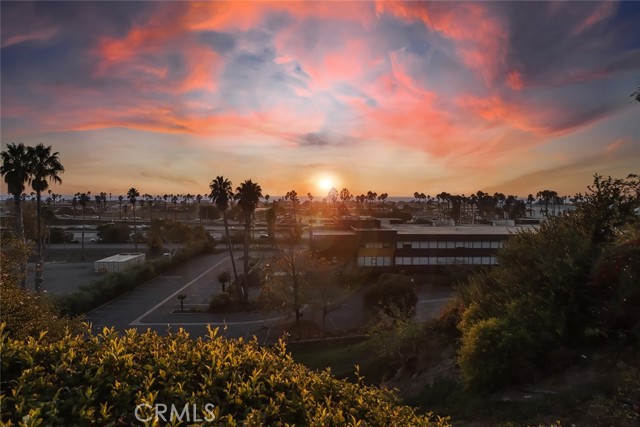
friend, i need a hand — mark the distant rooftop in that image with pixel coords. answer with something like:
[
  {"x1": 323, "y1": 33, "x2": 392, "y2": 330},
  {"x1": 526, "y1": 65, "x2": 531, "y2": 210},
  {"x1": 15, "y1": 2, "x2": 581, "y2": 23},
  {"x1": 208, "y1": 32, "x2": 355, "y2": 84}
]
[{"x1": 391, "y1": 224, "x2": 537, "y2": 235}]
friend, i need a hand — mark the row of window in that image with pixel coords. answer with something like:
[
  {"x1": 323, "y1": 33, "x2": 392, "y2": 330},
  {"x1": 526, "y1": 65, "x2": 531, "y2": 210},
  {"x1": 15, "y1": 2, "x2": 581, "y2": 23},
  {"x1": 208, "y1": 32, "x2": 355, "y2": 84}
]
[
  {"x1": 357, "y1": 256, "x2": 499, "y2": 266},
  {"x1": 357, "y1": 256, "x2": 393, "y2": 267},
  {"x1": 397, "y1": 240, "x2": 504, "y2": 249},
  {"x1": 362, "y1": 242, "x2": 393, "y2": 248},
  {"x1": 396, "y1": 256, "x2": 498, "y2": 265}
]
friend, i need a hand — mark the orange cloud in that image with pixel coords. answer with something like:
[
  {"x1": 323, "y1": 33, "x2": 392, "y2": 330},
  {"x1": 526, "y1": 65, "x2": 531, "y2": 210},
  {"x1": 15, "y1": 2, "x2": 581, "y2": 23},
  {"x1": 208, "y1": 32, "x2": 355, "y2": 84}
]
[{"x1": 506, "y1": 70, "x2": 523, "y2": 91}]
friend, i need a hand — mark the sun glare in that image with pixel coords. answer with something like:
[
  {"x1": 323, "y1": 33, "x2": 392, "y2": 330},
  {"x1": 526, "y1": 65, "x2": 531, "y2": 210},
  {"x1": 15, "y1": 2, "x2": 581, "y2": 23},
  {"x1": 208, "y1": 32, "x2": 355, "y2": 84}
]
[{"x1": 318, "y1": 176, "x2": 334, "y2": 192}]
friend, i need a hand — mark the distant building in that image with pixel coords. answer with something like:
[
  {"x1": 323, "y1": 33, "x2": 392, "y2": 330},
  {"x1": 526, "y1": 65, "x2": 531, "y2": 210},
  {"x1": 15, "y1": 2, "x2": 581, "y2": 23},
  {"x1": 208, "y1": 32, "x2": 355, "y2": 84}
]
[
  {"x1": 309, "y1": 217, "x2": 536, "y2": 271},
  {"x1": 94, "y1": 253, "x2": 146, "y2": 273}
]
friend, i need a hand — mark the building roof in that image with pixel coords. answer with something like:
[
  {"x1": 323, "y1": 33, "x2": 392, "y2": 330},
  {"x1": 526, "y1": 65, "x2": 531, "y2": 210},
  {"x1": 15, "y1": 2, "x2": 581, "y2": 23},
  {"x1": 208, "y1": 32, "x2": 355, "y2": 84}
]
[
  {"x1": 95, "y1": 253, "x2": 145, "y2": 263},
  {"x1": 392, "y1": 224, "x2": 537, "y2": 235},
  {"x1": 311, "y1": 229, "x2": 356, "y2": 236}
]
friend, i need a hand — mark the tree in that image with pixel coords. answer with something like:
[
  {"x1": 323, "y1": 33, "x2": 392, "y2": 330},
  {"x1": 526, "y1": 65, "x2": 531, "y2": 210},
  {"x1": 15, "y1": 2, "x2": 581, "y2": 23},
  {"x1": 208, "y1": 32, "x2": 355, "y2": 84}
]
[
  {"x1": 527, "y1": 194, "x2": 535, "y2": 217},
  {"x1": 177, "y1": 294, "x2": 187, "y2": 311},
  {"x1": 118, "y1": 195, "x2": 124, "y2": 219},
  {"x1": 217, "y1": 270, "x2": 231, "y2": 292},
  {"x1": 457, "y1": 174, "x2": 640, "y2": 391},
  {"x1": 536, "y1": 190, "x2": 557, "y2": 217},
  {"x1": 284, "y1": 190, "x2": 301, "y2": 243},
  {"x1": 210, "y1": 176, "x2": 241, "y2": 301},
  {"x1": 339, "y1": 188, "x2": 352, "y2": 204},
  {"x1": 235, "y1": 179, "x2": 263, "y2": 302},
  {"x1": 127, "y1": 188, "x2": 140, "y2": 251},
  {"x1": 196, "y1": 194, "x2": 203, "y2": 223},
  {"x1": 76, "y1": 192, "x2": 91, "y2": 261},
  {"x1": 1, "y1": 143, "x2": 31, "y2": 287},
  {"x1": 265, "y1": 201, "x2": 279, "y2": 248},
  {"x1": 171, "y1": 194, "x2": 178, "y2": 220},
  {"x1": 29, "y1": 143, "x2": 64, "y2": 291},
  {"x1": 632, "y1": 84, "x2": 640, "y2": 103},
  {"x1": 94, "y1": 194, "x2": 102, "y2": 220},
  {"x1": 263, "y1": 250, "x2": 336, "y2": 327}
]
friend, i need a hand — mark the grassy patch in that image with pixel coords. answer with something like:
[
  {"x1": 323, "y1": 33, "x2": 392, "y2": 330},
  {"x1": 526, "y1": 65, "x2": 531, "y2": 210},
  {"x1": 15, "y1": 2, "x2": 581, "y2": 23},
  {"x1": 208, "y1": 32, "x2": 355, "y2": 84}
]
[{"x1": 289, "y1": 338, "x2": 388, "y2": 385}]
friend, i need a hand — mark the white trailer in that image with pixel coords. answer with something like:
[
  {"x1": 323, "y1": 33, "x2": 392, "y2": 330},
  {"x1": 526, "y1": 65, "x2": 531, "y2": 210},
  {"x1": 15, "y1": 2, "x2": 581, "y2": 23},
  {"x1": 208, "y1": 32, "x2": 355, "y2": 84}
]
[{"x1": 94, "y1": 253, "x2": 146, "y2": 273}]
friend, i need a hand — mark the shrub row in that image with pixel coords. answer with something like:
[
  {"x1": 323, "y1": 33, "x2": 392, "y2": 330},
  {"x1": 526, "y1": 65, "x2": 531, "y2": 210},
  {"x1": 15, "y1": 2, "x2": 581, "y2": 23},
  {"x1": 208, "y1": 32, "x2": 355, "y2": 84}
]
[
  {"x1": 57, "y1": 241, "x2": 215, "y2": 316},
  {"x1": 0, "y1": 325, "x2": 451, "y2": 427}
]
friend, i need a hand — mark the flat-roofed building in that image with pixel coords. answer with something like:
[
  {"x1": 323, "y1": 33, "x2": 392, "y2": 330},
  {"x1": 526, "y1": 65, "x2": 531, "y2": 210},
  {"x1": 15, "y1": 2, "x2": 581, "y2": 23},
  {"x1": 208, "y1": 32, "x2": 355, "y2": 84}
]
[
  {"x1": 309, "y1": 218, "x2": 536, "y2": 270},
  {"x1": 94, "y1": 253, "x2": 146, "y2": 273}
]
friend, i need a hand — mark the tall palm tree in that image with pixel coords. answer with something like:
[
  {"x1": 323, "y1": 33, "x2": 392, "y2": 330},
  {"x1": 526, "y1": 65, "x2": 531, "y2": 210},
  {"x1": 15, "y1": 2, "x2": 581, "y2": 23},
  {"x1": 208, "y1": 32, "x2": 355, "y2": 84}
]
[
  {"x1": 1, "y1": 143, "x2": 30, "y2": 243},
  {"x1": 235, "y1": 179, "x2": 262, "y2": 302},
  {"x1": 196, "y1": 194, "x2": 203, "y2": 223},
  {"x1": 209, "y1": 176, "x2": 241, "y2": 300},
  {"x1": 118, "y1": 195, "x2": 124, "y2": 219},
  {"x1": 76, "y1": 192, "x2": 91, "y2": 261},
  {"x1": 1, "y1": 143, "x2": 31, "y2": 288},
  {"x1": 127, "y1": 188, "x2": 140, "y2": 250},
  {"x1": 29, "y1": 143, "x2": 64, "y2": 290}
]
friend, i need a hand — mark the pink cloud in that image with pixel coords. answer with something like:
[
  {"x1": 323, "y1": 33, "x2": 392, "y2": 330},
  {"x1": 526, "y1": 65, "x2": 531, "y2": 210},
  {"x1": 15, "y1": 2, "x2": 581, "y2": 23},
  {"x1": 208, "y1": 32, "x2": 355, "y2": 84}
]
[
  {"x1": 1, "y1": 26, "x2": 59, "y2": 48},
  {"x1": 573, "y1": 0, "x2": 616, "y2": 35}
]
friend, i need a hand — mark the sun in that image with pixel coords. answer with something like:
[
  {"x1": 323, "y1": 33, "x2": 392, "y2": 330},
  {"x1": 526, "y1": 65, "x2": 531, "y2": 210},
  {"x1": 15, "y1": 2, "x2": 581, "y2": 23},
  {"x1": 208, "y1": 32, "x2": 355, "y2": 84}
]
[{"x1": 318, "y1": 176, "x2": 334, "y2": 192}]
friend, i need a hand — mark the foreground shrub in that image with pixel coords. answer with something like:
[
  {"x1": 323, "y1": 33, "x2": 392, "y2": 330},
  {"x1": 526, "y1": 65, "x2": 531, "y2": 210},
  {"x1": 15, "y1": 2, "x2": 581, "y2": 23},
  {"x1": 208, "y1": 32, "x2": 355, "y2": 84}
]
[{"x1": 0, "y1": 325, "x2": 451, "y2": 427}]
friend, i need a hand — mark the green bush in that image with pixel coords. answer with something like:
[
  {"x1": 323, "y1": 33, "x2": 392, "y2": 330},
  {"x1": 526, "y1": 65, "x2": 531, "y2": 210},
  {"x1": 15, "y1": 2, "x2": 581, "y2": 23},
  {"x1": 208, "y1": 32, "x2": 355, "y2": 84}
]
[
  {"x1": 363, "y1": 273, "x2": 418, "y2": 318},
  {"x1": 458, "y1": 317, "x2": 536, "y2": 391},
  {"x1": 97, "y1": 223, "x2": 130, "y2": 243},
  {"x1": 209, "y1": 292, "x2": 233, "y2": 311},
  {"x1": 0, "y1": 325, "x2": 451, "y2": 427}
]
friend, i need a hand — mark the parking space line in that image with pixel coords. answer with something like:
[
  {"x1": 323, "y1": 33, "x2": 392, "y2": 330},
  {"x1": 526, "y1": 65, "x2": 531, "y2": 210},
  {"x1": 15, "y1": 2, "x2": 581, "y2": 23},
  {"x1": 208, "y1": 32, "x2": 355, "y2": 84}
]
[{"x1": 129, "y1": 257, "x2": 229, "y2": 326}]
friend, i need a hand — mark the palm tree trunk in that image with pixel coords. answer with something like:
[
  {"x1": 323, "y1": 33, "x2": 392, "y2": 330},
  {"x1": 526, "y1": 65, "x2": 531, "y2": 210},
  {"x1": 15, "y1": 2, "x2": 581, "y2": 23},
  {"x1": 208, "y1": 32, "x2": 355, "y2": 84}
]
[
  {"x1": 35, "y1": 191, "x2": 43, "y2": 291},
  {"x1": 81, "y1": 208, "x2": 85, "y2": 261},
  {"x1": 222, "y1": 211, "x2": 242, "y2": 301},
  {"x1": 243, "y1": 218, "x2": 250, "y2": 302},
  {"x1": 133, "y1": 204, "x2": 138, "y2": 251},
  {"x1": 13, "y1": 194, "x2": 27, "y2": 288}
]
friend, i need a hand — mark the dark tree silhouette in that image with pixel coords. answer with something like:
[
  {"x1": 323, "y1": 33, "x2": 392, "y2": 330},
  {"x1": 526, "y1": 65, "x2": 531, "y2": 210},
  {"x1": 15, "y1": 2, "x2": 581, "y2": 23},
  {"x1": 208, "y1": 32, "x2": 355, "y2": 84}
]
[
  {"x1": 210, "y1": 176, "x2": 241, "y2": 301},
  {"x1": 235, "y1": 179, "x2": 263, "y2": 302},
  {"x1": 29, "y1": 144, "x2": 64, "y2": 290}
]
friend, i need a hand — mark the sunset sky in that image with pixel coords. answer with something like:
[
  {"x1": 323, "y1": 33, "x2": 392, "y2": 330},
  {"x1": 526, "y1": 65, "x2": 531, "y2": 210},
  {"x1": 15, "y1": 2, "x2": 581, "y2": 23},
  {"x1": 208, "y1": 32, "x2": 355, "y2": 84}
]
[{"x1": 2, "y1": 1, "x2": 639, "y2": 198}]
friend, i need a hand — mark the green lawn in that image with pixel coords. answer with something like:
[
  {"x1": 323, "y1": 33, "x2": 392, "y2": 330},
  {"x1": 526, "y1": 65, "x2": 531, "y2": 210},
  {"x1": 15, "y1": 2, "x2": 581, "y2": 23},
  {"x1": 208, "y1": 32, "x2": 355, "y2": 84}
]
[{"x1": 289, "y1": 338, "x2": 388, "y2": 385}]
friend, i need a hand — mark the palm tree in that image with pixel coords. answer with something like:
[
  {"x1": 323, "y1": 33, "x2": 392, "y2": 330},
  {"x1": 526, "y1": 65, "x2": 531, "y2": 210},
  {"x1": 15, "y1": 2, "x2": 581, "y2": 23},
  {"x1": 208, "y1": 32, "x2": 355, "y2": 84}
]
[
  {"x1": 171, "y1": 194, "x2": 178, "y2": 220},
  {"x1": 76, "y1": 192, "x2": 91, "y2": 261},
  {"x1": 527, "y1": 194, "x2": 535, "y2": 217},
  {"x1": 209, "y1": 176, "x2": 241, "y2": 300},
  {"x1": 29, "y1": 144, "x2": 64, "y2": 290},
  {"x1": 118, "y1": 195, "x2": 124, "y2": 219},
  {"x1": 127, "y1": 188, "x2": 140, "y2": 250},
  {"x1": 1, "y1": 143, "x2": 31, "y2": 288},
  {"x1": 196, "y1": 194, "x2": 203, "y2": 223},
  {"x1": 1, "y1": 143, "x2": 30, "y2": 243},
  {"x1": 235, "y1": 179, "x2": 262, "y2": 302}
]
